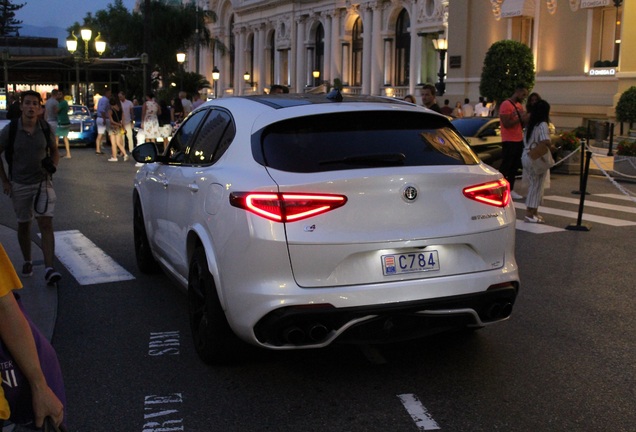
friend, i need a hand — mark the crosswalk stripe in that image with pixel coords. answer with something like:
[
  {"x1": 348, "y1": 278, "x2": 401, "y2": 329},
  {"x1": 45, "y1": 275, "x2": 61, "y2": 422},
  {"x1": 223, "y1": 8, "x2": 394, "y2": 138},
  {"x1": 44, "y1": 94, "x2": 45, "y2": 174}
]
[
  {"x1": 593, "y1": 193, "x2": 636, "y2": 202},
  {"x1": 515, "y1": 219, "x2": 565, "y2": 233},
  {"x1": 52, "y1": 230, "x2": 135, "y2": 285},
  {"x1": 513, "y1": 202, "x2": 636, "y2": 227},
  {"x1": 543, "y1": 195, "x2": 636, "y2": 214}
]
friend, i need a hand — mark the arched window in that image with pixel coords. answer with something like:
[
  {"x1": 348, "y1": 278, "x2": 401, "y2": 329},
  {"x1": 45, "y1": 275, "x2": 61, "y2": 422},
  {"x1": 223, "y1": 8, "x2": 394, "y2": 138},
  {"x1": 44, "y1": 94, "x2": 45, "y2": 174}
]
[
  {"x1": 352, "y1": 17, "x2": 363, "y2": 86},
  {"x1": 314, "y1": 23, "x2": 324, "y2": 82},
  {"x1": 269, "y1": 32, "x2": 275, "y2": 86},
  {"x1": 395, "y1": 9, "x2": 410, "y2": 87}
]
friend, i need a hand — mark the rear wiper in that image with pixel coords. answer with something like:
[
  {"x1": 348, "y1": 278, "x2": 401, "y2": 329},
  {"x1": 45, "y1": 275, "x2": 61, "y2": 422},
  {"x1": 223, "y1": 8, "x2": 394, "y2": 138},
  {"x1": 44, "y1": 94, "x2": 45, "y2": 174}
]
[{"x1": 319, "y1": 153, "x2": 406, "y2": 166}]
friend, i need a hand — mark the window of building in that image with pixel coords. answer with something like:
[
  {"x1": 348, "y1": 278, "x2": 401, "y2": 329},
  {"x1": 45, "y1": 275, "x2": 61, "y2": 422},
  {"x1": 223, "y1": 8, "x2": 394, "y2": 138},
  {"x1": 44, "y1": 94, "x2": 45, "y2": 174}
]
[
  {"x1": 510, "y1": 16, "x2": 534, "y2": 47},
  {"x1": 395, "y1": 9, "x2": 410, "y2": 87},
  {"x1": 352, "y1": 17, "x2": 363, "y2": 87},
  {"x1": 229, "y1": 16, "x2": 235, "y2": 89},
  {"x1": 247, "y1": 33, "x2": 254, "y2": 85},
  {"x1": 269, "y1": 32, "x2": 275, "y2": 86},
  {"x1": 592, "y1": 3, "x2": 622, "y2": 66},
  {"x1": 314, "y1": 23, "x2": 324, "y2": 82}
]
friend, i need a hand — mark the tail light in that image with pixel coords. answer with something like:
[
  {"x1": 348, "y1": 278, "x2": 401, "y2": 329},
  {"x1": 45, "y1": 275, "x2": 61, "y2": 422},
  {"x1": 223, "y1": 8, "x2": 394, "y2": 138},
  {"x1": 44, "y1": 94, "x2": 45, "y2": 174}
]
[
  {"x1": 462, "y1": 179, "x2": 510, "y2": 207},
  {"x1": 230, "y1": 192, "x2": 347, "y2": 222}
]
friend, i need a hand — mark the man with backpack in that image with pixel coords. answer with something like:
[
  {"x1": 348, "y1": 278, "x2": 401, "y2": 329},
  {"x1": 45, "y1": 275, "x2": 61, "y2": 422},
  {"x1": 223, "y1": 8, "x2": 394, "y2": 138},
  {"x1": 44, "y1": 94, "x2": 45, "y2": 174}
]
[{"x1": 0, "y1": 90, "x2": 62, "y2": 286}]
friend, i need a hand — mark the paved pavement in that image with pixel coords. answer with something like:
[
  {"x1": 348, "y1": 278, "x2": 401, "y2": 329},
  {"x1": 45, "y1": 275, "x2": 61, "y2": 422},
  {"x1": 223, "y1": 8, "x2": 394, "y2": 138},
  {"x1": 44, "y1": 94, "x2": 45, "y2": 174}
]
[{"x1": 0, "y1": 224, "x2": 58, "y2": 341}]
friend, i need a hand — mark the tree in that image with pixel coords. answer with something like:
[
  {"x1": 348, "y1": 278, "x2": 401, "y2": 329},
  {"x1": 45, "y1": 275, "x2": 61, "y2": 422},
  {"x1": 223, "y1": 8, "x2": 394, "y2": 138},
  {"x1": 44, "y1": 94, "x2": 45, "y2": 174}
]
[
  {"x1": 0, "y1": 0, "x2": 25, "y2": 36},
  {"x1": 479, "y1": 40, "x2": 535, "y2": 109},
  {"x1": 616, "y1": 86, "x2": 636, "y2": 130}
]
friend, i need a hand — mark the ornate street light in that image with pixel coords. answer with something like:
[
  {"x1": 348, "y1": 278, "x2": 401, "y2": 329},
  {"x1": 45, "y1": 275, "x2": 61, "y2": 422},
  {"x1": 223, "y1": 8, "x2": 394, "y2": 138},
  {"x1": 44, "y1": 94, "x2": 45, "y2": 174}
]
[
  {"x1": 176, "y1": 52, "x2": 186, "y2": 91},
  {"x1": 66, "y1": 28, "x2": 107, "y2": 105},
  {"x1": 432, "y1": 36, "x2": 447, "y2": 97},
  {"x1": 312, "y1": 70, "x2": 320, "y2": 87},
  {"x1": 212, "y1": 66, "x2": 220, "y2": 99}
]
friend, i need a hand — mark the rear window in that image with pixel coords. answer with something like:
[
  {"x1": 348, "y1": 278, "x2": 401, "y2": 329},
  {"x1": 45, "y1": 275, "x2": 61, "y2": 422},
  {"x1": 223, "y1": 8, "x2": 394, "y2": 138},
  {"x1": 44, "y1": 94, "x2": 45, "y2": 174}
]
[{"x1": 254, "y1": 111, "x2": 479, "y2": 173}]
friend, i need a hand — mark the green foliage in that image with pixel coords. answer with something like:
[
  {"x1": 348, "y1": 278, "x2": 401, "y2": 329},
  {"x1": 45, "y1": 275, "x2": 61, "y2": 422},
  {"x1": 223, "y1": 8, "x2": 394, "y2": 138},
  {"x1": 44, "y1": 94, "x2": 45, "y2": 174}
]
[
  {"x1": 616, "y1": 139, "x2": 636, "y2": 156},
  {"x1": 556, "y1": 131, "x2": 579, "y2": 152},
  {"x1": 0, "y1": 0, "x2": 25, "y2": 36},
  {"x1": 479, "y1": 40, "x2": 535, "y2": 107},
  {"x1": 615, "y1": 86, "x2": 636, "y2": 124}
]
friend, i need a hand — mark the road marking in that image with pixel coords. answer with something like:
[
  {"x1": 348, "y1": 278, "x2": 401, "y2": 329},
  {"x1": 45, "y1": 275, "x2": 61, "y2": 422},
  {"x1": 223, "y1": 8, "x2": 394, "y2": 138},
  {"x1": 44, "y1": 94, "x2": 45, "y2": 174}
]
[
  {"x1": 143, "y1": 393, "x2": 184, "y2": 432},
  {"x1": 515, "y1": 219, "x2": 565, "y2": 233},
  {"x1": 543, "y1": 195, "x2": 636, "y2": 214},
  {"x1": 513, "y1": 203, "x2": 636, "y2": 227},
  {"x1": 52, "y1": 230, "x2": 135, "y2": 285},
  {"x1": 398, "y1": 393, "x2": 440, "y2": 430},
  {"x1": 593, "y1": 193, "x2": 636, "y2": 202},
  {"x1": 148, "y1": 331, "x2": 180, "y2": 356}
]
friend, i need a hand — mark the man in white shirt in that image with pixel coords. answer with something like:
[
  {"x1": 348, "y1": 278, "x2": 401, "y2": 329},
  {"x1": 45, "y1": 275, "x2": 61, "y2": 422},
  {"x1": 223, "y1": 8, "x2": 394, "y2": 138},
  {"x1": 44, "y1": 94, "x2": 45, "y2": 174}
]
[
  {"x1": 44, "y1": 89, "x2": 59, "y2": 131},
  {"x1": 180, "y1": 91, "x2": 193, "y2": 117},
  {"x1": 461, "y1": 98, "x2": 474, "y2": 117},
  {"x1": 118, "y1": 91, "x2": 135, "y2": 152},
  {"x1": 474, "y1": 97, "x2": 489, "y2": 117}
]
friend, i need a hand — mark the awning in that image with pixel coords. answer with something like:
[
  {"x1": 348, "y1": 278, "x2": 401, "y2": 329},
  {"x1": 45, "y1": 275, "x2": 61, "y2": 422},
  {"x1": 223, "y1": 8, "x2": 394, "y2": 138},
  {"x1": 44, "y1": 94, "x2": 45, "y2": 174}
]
[
  {"x1": 581, "y1": 0, "x2": 611, "y2": 8},
  {"x1": 500, "y1": 0, "x2": 536, "y2": 18}
]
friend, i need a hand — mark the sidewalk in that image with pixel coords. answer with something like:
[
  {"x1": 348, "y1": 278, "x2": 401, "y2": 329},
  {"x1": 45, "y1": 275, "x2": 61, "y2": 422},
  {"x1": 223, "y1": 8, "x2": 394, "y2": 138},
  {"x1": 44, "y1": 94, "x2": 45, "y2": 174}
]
[{"x1": 0, "y1": 224, "x2": 58, "y2": 341}]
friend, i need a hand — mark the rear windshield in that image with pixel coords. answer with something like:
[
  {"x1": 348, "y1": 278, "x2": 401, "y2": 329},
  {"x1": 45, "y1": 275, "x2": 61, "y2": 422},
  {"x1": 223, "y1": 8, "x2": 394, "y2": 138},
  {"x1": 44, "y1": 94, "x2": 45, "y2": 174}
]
[{"x1": 255, "y1": 111, "x2": 479, "y2": 173}]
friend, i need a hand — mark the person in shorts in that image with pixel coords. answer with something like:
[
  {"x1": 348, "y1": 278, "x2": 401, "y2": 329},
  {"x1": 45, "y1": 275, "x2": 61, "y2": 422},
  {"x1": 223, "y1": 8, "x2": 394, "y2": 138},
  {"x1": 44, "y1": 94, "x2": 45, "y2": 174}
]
[
  {"x1": 94, "y1": 88, "x2": 112, "y2": 154},
  {"x1": 0, "y1": 90, "x2": 62, "y2": 285}
]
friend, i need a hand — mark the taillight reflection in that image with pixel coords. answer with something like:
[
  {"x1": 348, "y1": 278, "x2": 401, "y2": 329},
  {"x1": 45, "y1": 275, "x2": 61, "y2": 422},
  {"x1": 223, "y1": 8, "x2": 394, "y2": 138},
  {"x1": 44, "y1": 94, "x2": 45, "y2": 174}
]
[
  {"x1": 463, "y1": 179, "x2": 510, "y2": 207},
  {"x1": 230, "y1": 192, "x2": 347, "y2": 222}
]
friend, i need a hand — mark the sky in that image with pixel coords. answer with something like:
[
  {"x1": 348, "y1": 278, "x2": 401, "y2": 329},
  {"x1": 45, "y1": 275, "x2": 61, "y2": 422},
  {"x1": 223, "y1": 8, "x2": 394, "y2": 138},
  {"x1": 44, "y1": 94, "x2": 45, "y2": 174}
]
[{"x1": 16, "y1": 0, "x2": 138, "y2": 30}]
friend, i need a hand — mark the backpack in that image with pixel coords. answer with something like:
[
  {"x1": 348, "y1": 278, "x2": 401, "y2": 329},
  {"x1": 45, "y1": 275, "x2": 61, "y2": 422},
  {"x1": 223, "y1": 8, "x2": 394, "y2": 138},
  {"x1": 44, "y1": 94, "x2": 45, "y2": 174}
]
[{"x1": 5, "y1": 118, "x2": 53, "y2": 180}]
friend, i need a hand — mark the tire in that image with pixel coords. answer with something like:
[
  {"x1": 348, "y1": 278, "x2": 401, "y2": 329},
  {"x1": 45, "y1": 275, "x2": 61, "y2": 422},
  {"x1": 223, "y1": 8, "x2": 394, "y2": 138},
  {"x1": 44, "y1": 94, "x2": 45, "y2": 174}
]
[
  {"x1": 188, "y1": 247, "x2": 246, "y2": 364},
  {"x1": 133, "y1": 194, "x2": 160, "y2": 274}
]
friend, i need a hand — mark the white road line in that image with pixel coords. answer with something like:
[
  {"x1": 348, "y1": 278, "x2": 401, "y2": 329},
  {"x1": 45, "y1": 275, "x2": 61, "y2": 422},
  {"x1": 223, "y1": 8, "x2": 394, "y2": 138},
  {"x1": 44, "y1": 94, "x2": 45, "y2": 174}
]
[
  {"x1": 398, "y1": 393, "x2": 440, "y2": 431},
  {"x1": 593, "y1": 193, "x2": 636, "y2": 202},
  {"x1": 515, "y1": 219, "x2": 565, "y2": 233},
  {"x1": 513, "y1": 203, "x2": 636, "y2": 227},
  {"x1": 543, "y1": 195, "x2": 636, "y2": 214},
  {"x1": 52, "y1": 230, "x2": 135, "y2": 285}
]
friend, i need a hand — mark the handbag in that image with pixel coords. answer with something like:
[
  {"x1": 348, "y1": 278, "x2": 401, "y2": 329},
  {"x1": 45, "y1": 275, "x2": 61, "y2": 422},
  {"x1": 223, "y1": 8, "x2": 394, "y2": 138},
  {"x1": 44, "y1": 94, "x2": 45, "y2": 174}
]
[{"x1": 526, "y1": 142, "x2": 554, "y2": 175}]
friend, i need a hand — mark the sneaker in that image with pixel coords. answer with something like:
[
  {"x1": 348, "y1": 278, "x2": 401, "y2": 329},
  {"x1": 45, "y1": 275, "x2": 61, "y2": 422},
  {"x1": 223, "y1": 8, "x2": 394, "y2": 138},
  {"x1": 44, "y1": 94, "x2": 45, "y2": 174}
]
[
  {"x1": 22, "y1": 261, "x2": 33, "y2": 277},
  {"x1": 123, "y1": 154, "x2": 129, "y2": 162},
  {"x1": 108, "y1": 157, "x2": 118, "y2": 162},
  {"x1": 524, "y1": 215, "x2": 545, "y2": 224},
  {"x1": 135, "y1": 162, "x2": 144, "y2": 167},
  {"x1": 511, "y1": 191, "x2": 524, "y2": 200},
  {"x1": 44, "y1": 268, "x2": 62, "y2": 285}
]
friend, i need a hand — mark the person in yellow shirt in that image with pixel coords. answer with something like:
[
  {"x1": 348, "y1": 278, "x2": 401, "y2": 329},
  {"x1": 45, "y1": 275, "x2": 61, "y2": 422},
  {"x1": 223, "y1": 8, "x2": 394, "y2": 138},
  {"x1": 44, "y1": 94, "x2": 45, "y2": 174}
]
[{"x1": 0, "y1": 243, "x2": 64, "y2": 429}]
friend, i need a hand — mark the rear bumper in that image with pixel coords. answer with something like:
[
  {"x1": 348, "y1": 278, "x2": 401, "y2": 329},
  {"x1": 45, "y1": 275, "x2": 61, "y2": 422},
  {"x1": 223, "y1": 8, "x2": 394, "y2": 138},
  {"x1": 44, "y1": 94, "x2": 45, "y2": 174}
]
[{"x1": 253, "y1": 283, "x2": 518, "y2": 348}]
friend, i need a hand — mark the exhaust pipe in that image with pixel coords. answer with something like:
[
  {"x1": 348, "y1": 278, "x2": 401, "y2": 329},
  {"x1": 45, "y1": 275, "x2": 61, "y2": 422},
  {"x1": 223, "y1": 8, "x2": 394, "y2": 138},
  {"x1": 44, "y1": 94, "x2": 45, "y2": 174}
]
[
  {"x1": 486, "y1": 303, "x2": 502, "y2": 320},
  {"x1": 500, "y1": 302, "x2": 513, "y2": 318},
  {"x1": 308, "y1": 323, "x2": 329, "y2": 342},
  {"x1": 283, "y1": 326, "x2": 305, "y2": 345}
]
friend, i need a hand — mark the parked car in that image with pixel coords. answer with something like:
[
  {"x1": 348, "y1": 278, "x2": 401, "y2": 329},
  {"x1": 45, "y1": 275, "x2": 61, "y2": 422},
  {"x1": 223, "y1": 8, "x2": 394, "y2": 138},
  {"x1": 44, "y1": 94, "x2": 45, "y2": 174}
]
[
  {"x1": 451, "y1": 117, "x2": 503, "y2": 169},
  {"x1": 66, "y1": 105, "x2": 97, "y2": 145},
  {"x1": 132, "y1": 93, "x2": 519, "y2": 364}
]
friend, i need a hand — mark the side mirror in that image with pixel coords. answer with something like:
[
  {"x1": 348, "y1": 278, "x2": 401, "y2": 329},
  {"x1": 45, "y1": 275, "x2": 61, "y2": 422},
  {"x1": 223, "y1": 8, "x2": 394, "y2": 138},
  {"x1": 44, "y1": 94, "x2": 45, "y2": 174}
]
[{"x1": 132, "y1": 142, "x2": 159, "y2": 164}]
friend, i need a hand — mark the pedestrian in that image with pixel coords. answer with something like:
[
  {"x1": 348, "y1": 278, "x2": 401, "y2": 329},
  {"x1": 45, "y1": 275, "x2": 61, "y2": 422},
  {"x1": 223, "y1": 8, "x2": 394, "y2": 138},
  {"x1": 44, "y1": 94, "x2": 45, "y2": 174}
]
[
  {"x1": 171, "y1": 97, "x2": 184, "y2": 125},
  {"x1": 107, "y1": 96, "x2": 129, "y2": 162},
  {"x1": 0, "y1": 90, "x2": 62, "y2": 285},
  {"x1": 179, "y1": 91, "x2": 193, "y2": 117},
  {"x1": 269, "y1": 84, "x2": 286, "y2": 94},
  {"x1": 440, "y1": 99, "x2": 453, "y2": 116},
  {"x1": 94, "y1": 88, "x2": 112, "y2": 155},
  {"x1": 461, "y1": 98, "x2": 474, "y2": 117},
  {"x1": 403, "y1": 94, "x2": 416, "y2": 104},
  {"x1": 6, "y1": 94, "x2": 21, "y2": 120},
  {"x1": 118, "y1": 91, "x2": 135, "y2": 153},
  {"x1": 55, "y1": 90, "x2": 71, "y2": 159},
  {"x1": 43, "y1": 90, "x2": 59, "y2": 132},
  {"x1": 499, "y1": 84, "x2": 529, "y2": 200},
  {"x1": 521, "y1": 99, "x2": 556, "y2": 223},
  {"x1": 474, "y1": 96, "x2": 488, "y2": 117},
  {"x1": 141, "y1": 93, "x2": 161, "y2": 144},
  {"x1": 191, "y1": 92, "x2": 204, "y2": 110},
  {"x1": 420, "y1": 84, "x2": 441, "y2": 113},
  {"x1": 0, "y1": 243, "x2": 66, "y2": 430},
  {"x1": 452, "y1": 101, "x2": 464, "y2": 118},
  {"x1": 525, "y1": 92, "x2": 542, "y2": 116}
]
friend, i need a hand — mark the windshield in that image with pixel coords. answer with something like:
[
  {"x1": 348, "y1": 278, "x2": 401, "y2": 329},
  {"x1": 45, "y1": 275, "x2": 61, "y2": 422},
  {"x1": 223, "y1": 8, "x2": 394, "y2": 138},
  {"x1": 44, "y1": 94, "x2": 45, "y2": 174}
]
[
  {"x1": 451, "y1": 118, "x2": 492, "y2": 137},
  {"x1": 256, "y1": 111, "x2": 479, "y2": 173}
]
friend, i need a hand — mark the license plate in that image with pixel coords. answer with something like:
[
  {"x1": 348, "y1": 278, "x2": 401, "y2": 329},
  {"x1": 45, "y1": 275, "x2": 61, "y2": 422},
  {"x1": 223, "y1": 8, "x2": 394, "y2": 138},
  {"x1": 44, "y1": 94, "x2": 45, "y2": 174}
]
[
  {"x1": 68, "y1": 132, "x2": 80, "y2": 139},
  {"x1": 381, "y1": 251, "x2": 440, "y2": 275}
]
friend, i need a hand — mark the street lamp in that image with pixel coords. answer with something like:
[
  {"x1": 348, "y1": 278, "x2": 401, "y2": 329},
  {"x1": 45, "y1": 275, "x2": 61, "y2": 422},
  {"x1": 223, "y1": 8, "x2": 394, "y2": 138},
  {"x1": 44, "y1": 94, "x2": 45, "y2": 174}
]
[
  {"x1": 176, "y1": 52, "x2": 186, "y2": 91},
  {"x1": 312, "y1": 70, "x2": 320, "y2": 87},
  {"x1": 66, "y1": 29, "x2": 107, "y2": 105},
  {"x1": 432, "y1": 36, "x2": 447, "y2": 97},
  {"x1": 212, "y1": 66, "x2": 220, "y2": 99}
]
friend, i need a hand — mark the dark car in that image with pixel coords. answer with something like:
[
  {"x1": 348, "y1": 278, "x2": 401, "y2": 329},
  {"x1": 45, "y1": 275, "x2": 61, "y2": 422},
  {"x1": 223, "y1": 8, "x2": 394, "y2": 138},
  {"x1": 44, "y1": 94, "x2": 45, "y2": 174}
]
[
  {"x1": 66, "y1": 105, "x2": 97, "y2": 146},
  {"x1": 451, "y1": 117, "x2": 503, "y2": 169}
]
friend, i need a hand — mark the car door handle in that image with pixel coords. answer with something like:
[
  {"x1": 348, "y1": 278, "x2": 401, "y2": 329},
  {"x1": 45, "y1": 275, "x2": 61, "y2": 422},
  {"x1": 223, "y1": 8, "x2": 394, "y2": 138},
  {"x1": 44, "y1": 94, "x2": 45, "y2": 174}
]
[{"x1": 188, "y1": 183, "x2": 199, "y2": 192}]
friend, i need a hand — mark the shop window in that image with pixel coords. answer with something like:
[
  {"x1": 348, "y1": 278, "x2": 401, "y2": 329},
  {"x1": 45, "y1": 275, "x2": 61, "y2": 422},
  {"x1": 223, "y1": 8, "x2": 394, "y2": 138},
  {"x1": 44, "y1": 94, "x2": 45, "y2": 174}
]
[{"x1": 314, "y1": 24, "x2": 325, "y2": 81}]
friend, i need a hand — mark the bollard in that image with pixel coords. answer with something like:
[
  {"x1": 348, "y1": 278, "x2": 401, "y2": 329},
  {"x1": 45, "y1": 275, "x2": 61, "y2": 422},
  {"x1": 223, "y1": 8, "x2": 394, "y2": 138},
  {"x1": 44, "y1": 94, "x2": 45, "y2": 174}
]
[
  {"x1": 566, "y1": 150, "x2": 592, "y2": 231},
  {"x1": 607, "y1": 122, "x2": 615, "y2": 156},
  {"x1": 572, "y1": 137, "x2": 589, "y2": 195}
]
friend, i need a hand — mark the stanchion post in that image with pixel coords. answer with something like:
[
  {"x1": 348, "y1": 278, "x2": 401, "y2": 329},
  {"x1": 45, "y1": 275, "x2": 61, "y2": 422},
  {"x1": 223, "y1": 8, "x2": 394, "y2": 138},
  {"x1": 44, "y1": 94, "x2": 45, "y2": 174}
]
[
  {"x1": 607, "y1": 122, "x2": 614, "y2": 156},
  {"x1": 566, "y1": 150, "x2": 592, "y2": 231},
  {"x1": 572, "y1": 134, "x2": 589, "y2": 195}
]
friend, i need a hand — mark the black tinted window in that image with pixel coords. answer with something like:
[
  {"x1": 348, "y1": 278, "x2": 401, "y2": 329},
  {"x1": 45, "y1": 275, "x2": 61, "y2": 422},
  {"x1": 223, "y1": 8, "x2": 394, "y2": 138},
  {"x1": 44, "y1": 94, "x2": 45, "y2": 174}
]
[
  {"x1": 257, "y1": 111, "x2": 479, "y2": 173},
  {"x1": 187, "y1": 109, "x2": 235, "y2": 165},
  {"x1": 166, "y1": 109, "x2": 208, "y2": 163}
]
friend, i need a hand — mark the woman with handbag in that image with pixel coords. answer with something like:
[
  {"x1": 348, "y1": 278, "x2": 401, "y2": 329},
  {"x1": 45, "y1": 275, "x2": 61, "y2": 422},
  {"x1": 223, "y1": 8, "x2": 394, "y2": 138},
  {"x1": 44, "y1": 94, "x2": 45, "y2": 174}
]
[
  {"x1": 521, "y1": 99, "x2": 556, "y2": 223},
  {"x1": 107, "y1": 97, "x2": 129, "y2": 162}
]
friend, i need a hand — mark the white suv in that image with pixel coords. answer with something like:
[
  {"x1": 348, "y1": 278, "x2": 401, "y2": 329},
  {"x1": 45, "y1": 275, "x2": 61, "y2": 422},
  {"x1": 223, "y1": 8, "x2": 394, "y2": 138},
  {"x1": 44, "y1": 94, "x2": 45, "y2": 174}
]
[{"x1": 132, "y1": 93, "x2": 519, "y2": 364}]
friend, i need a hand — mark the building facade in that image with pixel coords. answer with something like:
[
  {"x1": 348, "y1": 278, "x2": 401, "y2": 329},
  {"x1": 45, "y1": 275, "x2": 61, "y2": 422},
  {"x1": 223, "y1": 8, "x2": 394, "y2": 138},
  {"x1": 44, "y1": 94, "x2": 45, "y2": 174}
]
[{"x1": 185, "y1": 0, "x2": 635, "y2": 129}]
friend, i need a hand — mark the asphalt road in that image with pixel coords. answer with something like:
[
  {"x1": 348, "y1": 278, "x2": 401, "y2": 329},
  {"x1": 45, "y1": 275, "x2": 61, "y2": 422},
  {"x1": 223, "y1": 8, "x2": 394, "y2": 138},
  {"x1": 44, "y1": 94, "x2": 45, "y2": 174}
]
[{"x1": 1, "y1": 146, "x2": 635, "y2": 431}]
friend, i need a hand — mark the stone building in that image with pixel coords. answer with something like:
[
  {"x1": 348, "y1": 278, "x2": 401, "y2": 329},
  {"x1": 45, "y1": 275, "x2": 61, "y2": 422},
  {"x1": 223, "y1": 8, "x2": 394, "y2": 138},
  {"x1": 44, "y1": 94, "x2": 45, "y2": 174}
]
[{"x1": 183, "y1": 0, "x2": 634, "y2": 129}]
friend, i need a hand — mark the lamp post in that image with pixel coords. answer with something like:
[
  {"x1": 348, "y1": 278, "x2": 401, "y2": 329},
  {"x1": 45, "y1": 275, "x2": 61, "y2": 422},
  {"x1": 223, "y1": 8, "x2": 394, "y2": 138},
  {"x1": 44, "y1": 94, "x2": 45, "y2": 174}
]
[
  {"x1": 66, "y1": 29, "x2": 107, "y2": 105},
  {"x1": 176, "y1": 51, "x2": 186, "y2": 91},
  {"x1": 2, "y1": 50, "x2": 9, "y2": 96},
  {"x1": 212, "y1": 66, "x2": 220, "y2": 99},
  {"x1": 243, "y1": 71, "x2": 251, "y2": 91},
  {"x1": 432, "y1": 36, "x2": 447, "y2": 97},
  {"x1": 312, "y1": 70, "x2": 320, "y2": 87}
]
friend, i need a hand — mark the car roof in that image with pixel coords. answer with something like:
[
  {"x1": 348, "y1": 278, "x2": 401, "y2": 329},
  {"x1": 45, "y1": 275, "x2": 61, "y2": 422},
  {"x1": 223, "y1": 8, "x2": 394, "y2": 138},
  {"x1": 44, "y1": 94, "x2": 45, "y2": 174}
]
[{"x1": 238, "y1": 92, "x2": 415, "y2": 109}]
